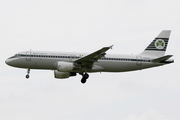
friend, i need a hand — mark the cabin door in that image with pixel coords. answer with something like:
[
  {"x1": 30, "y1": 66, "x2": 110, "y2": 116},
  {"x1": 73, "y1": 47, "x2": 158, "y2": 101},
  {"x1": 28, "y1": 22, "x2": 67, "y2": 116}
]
[
  {"x1": 26, "y1": 51, "x2": 31, "y2": 61},
  {"x1": 136, "y1": 56, "x2": 142, "y2": 66},
  {"x1": 69, "y1": 55, "x2": 75, "y2": 61}
]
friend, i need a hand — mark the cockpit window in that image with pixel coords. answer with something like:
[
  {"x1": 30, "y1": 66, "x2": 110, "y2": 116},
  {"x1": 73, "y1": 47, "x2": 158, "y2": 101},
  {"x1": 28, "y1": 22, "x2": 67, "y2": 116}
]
[
  {"x1": 8, "y1": 54, "x2": 21, "y2": 59},
  {"x1": 8, "y1": 55, "x2": 16, "y2": 59}
]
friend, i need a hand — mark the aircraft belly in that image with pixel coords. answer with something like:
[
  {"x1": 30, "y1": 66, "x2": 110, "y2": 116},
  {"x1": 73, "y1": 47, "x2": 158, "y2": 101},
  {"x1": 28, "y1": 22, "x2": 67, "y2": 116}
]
[
  {"x1": 95, "y1": 61, "x2": 162, "y2": 72},
  {"x1": 95, "y1": 61, "x2": 135, "y2": 72}
]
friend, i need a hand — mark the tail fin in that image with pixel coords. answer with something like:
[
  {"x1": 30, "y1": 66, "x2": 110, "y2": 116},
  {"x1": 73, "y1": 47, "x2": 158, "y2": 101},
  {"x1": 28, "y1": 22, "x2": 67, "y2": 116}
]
[{"x1": 140, "y1": 30, "x2": 171, "y2": 57}]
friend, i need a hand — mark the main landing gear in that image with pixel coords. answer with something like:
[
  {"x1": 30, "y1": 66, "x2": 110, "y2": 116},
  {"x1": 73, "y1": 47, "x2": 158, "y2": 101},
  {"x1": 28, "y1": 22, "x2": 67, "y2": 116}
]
[
  {"x1": 81, "y1": 73, "x2": 89, "y2": 84},
  {"x1": 26, "y1": 68, "x2": 30, "y2": 79}
]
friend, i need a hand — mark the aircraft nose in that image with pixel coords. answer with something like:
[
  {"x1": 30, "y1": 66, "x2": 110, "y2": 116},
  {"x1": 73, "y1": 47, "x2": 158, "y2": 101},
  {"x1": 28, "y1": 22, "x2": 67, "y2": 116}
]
[
  {"x1": 5, "y1": 59, "x2": 10, "y2": 65},
  {"x1": 5, "y1": 59, "x2": 13, "y2": 66}
]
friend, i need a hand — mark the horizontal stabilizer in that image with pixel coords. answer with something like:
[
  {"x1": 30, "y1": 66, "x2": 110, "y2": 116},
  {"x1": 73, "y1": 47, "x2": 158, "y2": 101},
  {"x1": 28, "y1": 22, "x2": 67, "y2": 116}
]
[{"x1": 152, "y1": 55, "x2": 173, "y2": 62}]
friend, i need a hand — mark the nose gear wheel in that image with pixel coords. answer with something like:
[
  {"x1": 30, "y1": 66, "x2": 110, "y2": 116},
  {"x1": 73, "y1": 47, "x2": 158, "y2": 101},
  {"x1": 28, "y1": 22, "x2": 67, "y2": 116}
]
[{"x1": 26, "y1": 68, "x2": 30, "y2": 79}]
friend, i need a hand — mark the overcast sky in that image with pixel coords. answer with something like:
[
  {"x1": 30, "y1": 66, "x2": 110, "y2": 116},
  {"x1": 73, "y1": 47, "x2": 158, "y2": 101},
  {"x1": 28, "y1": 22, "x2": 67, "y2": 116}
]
[{"x1": 0, "y1": 0, "x2": 180, "y2": 120}]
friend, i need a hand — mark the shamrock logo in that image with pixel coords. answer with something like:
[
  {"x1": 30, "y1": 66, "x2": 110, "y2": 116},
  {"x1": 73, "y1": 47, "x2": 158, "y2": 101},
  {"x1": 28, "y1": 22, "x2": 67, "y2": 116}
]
[{"x1": 155, "y1": 39, "x2": 165, "y2": 49}]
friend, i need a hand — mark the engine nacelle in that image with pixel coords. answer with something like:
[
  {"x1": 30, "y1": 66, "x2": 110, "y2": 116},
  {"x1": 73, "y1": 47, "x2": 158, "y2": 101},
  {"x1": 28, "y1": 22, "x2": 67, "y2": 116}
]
[
  {"x1": 57, "y1": 61, "x2": 75, "y2": 72},
  {"x1": 54, "y1": 70, "x2": 76, "y2": 79}
]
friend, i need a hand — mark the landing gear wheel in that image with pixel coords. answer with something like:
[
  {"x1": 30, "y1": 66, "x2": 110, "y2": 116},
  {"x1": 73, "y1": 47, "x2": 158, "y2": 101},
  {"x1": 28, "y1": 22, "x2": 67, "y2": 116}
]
[
  {"x1": 80, "y1": 73, "x2": 89, "y2": 84},
  {"x1": 83, "y1": 73, "x2": 89, "y2": 79},
  {"x1": 26, "y1": 68, "x2": 30, "y2": 79},
  {"x1": 26, "y1": 74, "x2": 29, "y2": 79},
  {"x1": 81, "y1": 78, "x2": 86, "y2": 84}
]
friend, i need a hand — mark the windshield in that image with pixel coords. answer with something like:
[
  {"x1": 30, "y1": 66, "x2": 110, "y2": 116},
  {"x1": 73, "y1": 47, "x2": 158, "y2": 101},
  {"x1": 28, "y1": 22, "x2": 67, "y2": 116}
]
[{"x1": 8, "y1": 54, "x2": 20, "y2": 59}]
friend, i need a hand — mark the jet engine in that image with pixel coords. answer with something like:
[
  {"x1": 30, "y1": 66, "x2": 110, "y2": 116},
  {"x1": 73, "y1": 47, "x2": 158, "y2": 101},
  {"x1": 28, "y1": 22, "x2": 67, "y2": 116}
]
[
  {"x1": 57, "y1": 61, "x2": 75, "y2": 72},
  {"x1": 54, "y1": 70, "x2": 76, "y2": 79}
]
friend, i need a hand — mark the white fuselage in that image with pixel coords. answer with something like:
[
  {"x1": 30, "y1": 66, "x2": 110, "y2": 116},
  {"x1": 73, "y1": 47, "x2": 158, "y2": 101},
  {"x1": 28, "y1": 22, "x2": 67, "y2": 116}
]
[
  {"x1": 5, "y1": 51, "x2": 167, "y2": 73},
  {"x1": 5, "y1": 30, "x2": 174, "y2": 83}
]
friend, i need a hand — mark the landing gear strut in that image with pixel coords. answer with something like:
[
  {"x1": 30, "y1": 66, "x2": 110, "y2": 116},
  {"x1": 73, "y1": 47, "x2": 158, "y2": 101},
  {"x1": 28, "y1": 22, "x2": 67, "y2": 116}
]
[
  {"x1": 26, "y1": 68, "x2": 30, "y2": 79},
  {"x1": 81, "y1": 73, "x2": 89, "y2": 84}
]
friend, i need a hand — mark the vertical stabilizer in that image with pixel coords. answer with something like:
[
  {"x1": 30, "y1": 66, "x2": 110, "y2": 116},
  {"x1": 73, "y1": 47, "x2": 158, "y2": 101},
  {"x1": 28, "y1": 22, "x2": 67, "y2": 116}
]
[{"x1": 140, "y1": 30, "x2": 171, "y2": 57}]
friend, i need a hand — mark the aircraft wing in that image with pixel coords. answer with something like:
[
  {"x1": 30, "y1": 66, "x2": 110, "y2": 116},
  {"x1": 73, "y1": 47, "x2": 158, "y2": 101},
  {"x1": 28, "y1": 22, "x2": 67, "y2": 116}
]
[{"x1": 74, "y1": 45, "x2": 113, "y2": 68}]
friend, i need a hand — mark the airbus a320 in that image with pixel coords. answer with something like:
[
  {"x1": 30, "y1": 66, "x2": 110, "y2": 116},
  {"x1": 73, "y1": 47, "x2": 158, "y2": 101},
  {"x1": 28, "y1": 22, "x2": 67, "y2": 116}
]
[{"x1": 5, "y1": 30, "x2": 174, "y2": 83}]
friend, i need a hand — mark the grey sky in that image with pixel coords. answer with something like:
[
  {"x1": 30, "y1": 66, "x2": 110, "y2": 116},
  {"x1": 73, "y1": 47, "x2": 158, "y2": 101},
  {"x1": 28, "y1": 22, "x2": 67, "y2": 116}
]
[{"x1": 0, "y1": 0, "x2": 180, "y2": 120}]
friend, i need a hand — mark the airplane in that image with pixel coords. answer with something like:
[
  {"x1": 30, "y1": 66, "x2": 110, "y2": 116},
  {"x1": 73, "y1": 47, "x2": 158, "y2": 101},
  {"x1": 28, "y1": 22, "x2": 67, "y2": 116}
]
[{"x1": 5, "y1": 30, "x2": 174, "y2": 84}]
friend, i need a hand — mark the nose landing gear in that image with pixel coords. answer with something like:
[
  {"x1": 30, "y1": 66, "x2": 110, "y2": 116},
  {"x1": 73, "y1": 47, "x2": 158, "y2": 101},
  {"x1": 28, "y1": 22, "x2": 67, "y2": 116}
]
[
  {"x1": 26, "y1": 74, "x2": 29, "y2": 79},
  {"x1": 81, "y1": 73, "x2": 89, "y2": 84},
  {"x1": 26, "y1": 68, "x2": 30, "y2": 79}
]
